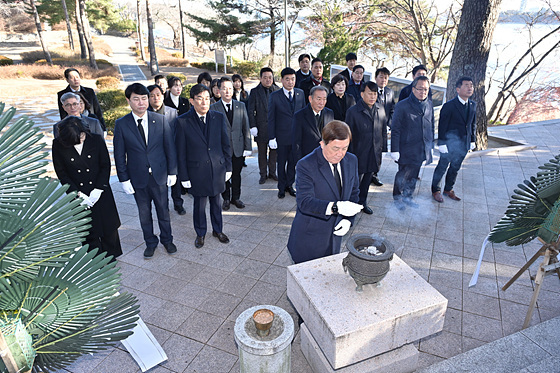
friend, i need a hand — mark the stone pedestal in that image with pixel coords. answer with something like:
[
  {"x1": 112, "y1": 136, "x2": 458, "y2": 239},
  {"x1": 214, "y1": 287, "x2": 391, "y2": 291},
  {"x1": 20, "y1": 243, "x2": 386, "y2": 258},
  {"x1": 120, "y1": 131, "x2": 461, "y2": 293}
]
[{"x1": 287, "y1": 253, "x2": 447, "y2": 371}]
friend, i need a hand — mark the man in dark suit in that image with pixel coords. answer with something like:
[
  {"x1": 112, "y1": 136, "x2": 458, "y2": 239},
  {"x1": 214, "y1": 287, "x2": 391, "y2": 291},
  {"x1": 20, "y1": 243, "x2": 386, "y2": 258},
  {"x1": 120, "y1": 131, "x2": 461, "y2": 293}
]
[
  {"x1": 398, "y1": 64, "x2": 433, "y2": 102},
  {"x1": 295, "y1": 54, "x2": 311, "y2": 88},
  {"x1": 210, "y1": 77, "x2": 252, "y2": 210},
  {"x1": 55, "y1": 92, "x2": 104, "y2": 138},
  {"x1": 175, "y1": 84, "x2": 232, "y2": 249},
  {"x1": 164, "y1": 76, "x2": 191, "y2": 115},
  {"x1": 346, "y1": 65, "x2": 365, "y2": 101},
  {"x1": 57, "y1": 68, "x2": 106, "y2": 130},
  {"x1": 113, "y1": 83, "x2": 178, "y2": 258},
  {"x1": 287, "y1": 120, "x2": 362, "y2": 264},
  {"x1": 154, "y1": 74, "x2": 168, "y2": 92},
  {"x1": 391, "y1": 76, "x2": 434, "y2": 210},
  {"x1": 339, "y1": 52, "x2": 357, "y2": 82},
  {"x1": 268, "y1": 67, "x2": 305, "y2": 199},
  {"x1": 345, "y1": 81, "x2": 385, "y2": 215},
  {"x1": 249, "y1": 67, "x2": 280, "y2": 184},
  {"x1": 293, "y1": 85, "x2": 334, "y2": 162},
  {"x1": 432, "y1": 76, "x2": 476, "y2": 203},
  {"x1": 299, "y1": 57, "x2": 331, "y2": 103}
]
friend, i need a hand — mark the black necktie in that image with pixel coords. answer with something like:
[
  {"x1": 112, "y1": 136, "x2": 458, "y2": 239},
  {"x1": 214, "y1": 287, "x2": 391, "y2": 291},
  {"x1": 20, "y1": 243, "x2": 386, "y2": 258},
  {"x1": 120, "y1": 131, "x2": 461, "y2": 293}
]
[
  {"x1": 464, "y1": 102, "x2": 469, "y2": 117},
  {"x1": 315, "y1": 113, "x2": 320, "y2": 125},
  {"x1": 333, "y1": 163, "x2": 342, "y2": 196},
  {"x1": 226, "y1": 103, "x2": 231, "y2": 112},
  {"x1": 288, "y1": 91, "x2": 293, "y2": 102},
  {"x1": 137, "y1": 118, "x2": 146, "y2": 145}
]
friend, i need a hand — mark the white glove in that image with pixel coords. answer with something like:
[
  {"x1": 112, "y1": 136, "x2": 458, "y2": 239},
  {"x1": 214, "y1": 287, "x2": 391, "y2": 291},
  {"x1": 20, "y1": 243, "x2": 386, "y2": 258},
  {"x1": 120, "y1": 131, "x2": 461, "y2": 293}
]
[
  {"x1": 88, "y1": 188, "x2": 103, "y2": 206},
  {"x1": 167, "y1": 175, "x2": 177, "y2": 187},
  {"x1": 333, "y1": 219, "x2": 351, "y2": 236},
  {"x1": 470, "y1": 142, "x2": 476, "y2": 150},
  {"x1": 121, "y1": 180, "x2": 135, "y2": 195},
  {"x1": 103, "y1": 131, "x2": 107, "y2": 139},
  {"x1": 182, "y1": 180, "x2": 191, "y2": 188},
  {"x1": 243, "y1": 150, "x2": 252, "y2": 157},
  {"x1": 268, "y1": 138, "x2": 278, "y2": 149},
  {"x1": 250, "y1": 127, "x2": 258, "y2": 137},
  {"x1": 225, "y1": 171, "x2": 232, "y2": 181},
  {"x1": 337, "y1": 201, "x2": 363, "y2": 217},
  {"x1": 78, "y1": 192, "x2": 94, "y2": 208},
  {"x1": 439, "y1": 144, "x2": 448, "y2": 154},
  {"x1": 390, "y1": 152, "x2": 400, "y2": 161}
]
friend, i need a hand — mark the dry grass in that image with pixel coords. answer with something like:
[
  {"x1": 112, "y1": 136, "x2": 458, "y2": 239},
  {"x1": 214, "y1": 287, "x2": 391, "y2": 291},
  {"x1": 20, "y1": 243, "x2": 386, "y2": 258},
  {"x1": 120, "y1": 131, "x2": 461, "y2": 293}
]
[{"x1": 0, "y1": 64, "x2": 119, "y2": 80}]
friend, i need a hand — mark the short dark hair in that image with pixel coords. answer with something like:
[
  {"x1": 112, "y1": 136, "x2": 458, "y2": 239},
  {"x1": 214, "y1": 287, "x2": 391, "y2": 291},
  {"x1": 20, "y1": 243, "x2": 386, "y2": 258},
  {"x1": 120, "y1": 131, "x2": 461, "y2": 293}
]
[
  {"x1": 310, "y1": 85, "x2": 329, "y2": 97},
  {"x1": 64, "y1": 68, "x2": 79, "y2": 79},
  {"x1": 147, "y1": 84, "x2": 164, "y2": 95},
  {"x1": 75, "y1": 91, "x2": 91, "y2": 111},
  {"x1": 330, "y1": 74, "x2": 348, "y2": 89},
  {"x1": 125, "y1": 83, "x2": 149, "y2": 99},
  {"x1": 260, "y1": 67, "x2": 273, "y2": 77},
  {"x1": 57, "y1": 116, "x2": 86, "y2": 147},
  {"x1": 190, "y1": 83, "x2": 210, "y2": 99},
  {"x1": 353, "y1": 64, "x2": 365, "y2": 72},
  {"x1": 167, "y1": 76, "x2": 182, "y2": 87},
  {"x1": 375, "y1": 67, "x2": 390, "y2": 78},
  {"x1": 361, "y1": 81, "x2": 378, "y2": 93},
  {"x1": 218, "y1": 76, "x2": 232, "y2": 88},
  {"x1": 311, "y1": 57, "x2": 323, "y2": 66},
  {"x1": 281, "y1": 67, "x2": 296, "y2": 78},
  {"x1": 322, "y1": 120, "x2": 352, "y2": 144},
  {"x1": 197, "y1": 72, "x2": 212, "y2": 84},
  {"x1": 455, "y1": 76, "x2": 473, "y2": 88},
  {"x1": 412, "y1": 75, "x2": 430, "y2": 88},
  {"x1": 412, "y1": 64, "x2": 428, "y2": 76},
  {"x1": 298, "y1": 54, "x2": 311, "y2": 62},
  {"x1": 345, "y1": 52, "x2": 357, "y2": 62},
  {"x1": 154, "y1": 74, "x2": 165, "y2": 82}
]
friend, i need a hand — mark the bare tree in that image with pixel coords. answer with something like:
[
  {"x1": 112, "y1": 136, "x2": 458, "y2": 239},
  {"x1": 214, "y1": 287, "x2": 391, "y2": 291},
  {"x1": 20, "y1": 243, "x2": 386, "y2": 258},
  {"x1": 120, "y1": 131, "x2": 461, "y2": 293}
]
[
  {"x1": 61, "y1": 0, "x2": 74, "y2": 51},
  {"x1": 28, "y1": 0, "x2": 52, "y2": 65},
  {"x1": 78, "y1": 0, "x2": 97, "y2": 69},
  {"x1": 137, "y1": 0, "x2": 146, "y2": 61},
  {"x1": 146, "y1": 0, "x2": 159, "y2": 75},
  {"x1": 75, "y1": 0, "x2": 87, "y2": 58},
  {"x1": 446, "y1": 0, "x2": 502, "y2": 150}
]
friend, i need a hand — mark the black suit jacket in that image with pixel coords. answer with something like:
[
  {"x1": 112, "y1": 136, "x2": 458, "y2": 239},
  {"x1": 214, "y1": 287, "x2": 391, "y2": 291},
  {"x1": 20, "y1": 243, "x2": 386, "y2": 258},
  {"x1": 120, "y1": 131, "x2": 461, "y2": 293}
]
[
  {"x1": 268, "y1": 88, "x2": 305, "y2": 146},
  {"x1": 292, "y1": 104, "x2": 335, "y2": 161},
  {"x1": 345, "y1": 99, "x2": 384, "y2": 173},
  {"x1": 326, "y1": 93, "x2": 356, "y2": 121},
  {"x1": 164, "y1": 91, "x2": 191, "y2": 115},
  {"x1": 248, "y1": 83, "x2": 280, "y2": 143},
  {"x1": 296, "y1": 70, "x2": 311, "y2": 88},
  {"x1": 346, "y1": 81, "x2": 362, "y2": 102},
  {"x1": 438, "y1": 96, "x2": 476, "y2": 152},
  {"x1": 57, "y1": 85, "x2": 105, "y2": 130},
  {"x1": 299, "y1": 77, "x2": 331, "y2": 104},
  {"x1": 339, "y1": 69, "x2": 351, "y2": 82},
  {"x1": 398, "y1": 84, "x2": 433, "y2": 102}
]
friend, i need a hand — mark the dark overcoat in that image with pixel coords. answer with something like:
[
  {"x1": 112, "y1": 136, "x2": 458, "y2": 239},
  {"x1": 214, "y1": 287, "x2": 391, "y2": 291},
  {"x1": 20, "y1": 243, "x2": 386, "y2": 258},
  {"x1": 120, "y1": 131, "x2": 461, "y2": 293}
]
[
  {"x1": 438, "y1": 96, "x2": 477, "y2": 152},
  {"x1": 299, "y1": 77, "x2": 331, "y2": 104},
  {"x1": 248, "y1": 83, "x2": 280, "y2": 143},
  {"x1": 326, "y1": 92, "x2": 356, "y2": 121},
  {"x1": 267, "y1": 88, "x2": 305, "y2": 146},
  {"x1": 292, "y1": 104, "x2": 334, "y2": 161},
  {"x1": 57, "y1": 85, "x2": 105, "y2": 129}
]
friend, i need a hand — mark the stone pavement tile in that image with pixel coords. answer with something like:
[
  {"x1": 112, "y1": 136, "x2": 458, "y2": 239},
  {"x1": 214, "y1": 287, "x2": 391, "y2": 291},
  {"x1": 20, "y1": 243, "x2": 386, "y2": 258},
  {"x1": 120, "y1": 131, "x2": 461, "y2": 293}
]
[
  {"x1": 207, "y1": 320, "x2": 238, "y2": 355},
  {"x1": 144, "y1": 275, "x2": 189, "y2": 301},
  {"x1": 197, "y1": 290, "x2": 242, "y2": 319},
  {"x1": 119, "y1": 247, "x2": 151, "y2": 267},
  {"x1": 273, "y1": 248, "x2": 293, "y2": 268},
  {"x1": 122, "y1": 287, "x2": 167, "y2": 319},
  {"x1": 463, "y1": 242, "x2": 494, "y2": 262},
  {"x1": 432, "y1": 251, "x2": 463, "y2": 272},
  {"x1": 176, "y1": 246, "x2": 220, "y2": 266},
  {"x1": 382, "y1": 212, "x2": 410, "y2": 233},
  {"x1": 141, "y1": 253, "x2": 180, "y2": 275},
  {"x1": 244, "y1": 281, "x2": 285, "y2": 305},
  {"x1": 462, "y1": 312, "x2": 503, "y2": 342},
  {"x1": 404, "y1": 234, "x2": 434, "y2": 251},
  {"x1": 92, "y1": 348, "x2": 139, "y2": 373},
  {"x1": 228, "y1": 359, "x2": 240, "y2": 373},
  {"x1": 538, "y1": 306, "x2": 560, "y2": 323},
  {"x1": 291, "y1": 331, "x2": 313, "y2": 372},
  {"x1": 184, "y1": 345, "x2": 237, "y2": 373},
  {"x1": 176, "y1": 311, "x2": 225, "y2": 344},
  {"x1": 461, "y1": 335, "x2": 486, "y2": 352},
  {"x1": 222, "y1": 212, "x2": 258, "y2": 228},
  {"x1": 521, "y1": 316, "x2": 560, "y2": 356},
  {"x1": 56, "y1": 348, "x2": 111, "y2": 373},
  {"x1": 500, "y1": 299, "x2": 541, "y2": 336},
  {"x1": 166, "y1": 259, "x2": 205, "y2": 281},
  {"x1": 434, "y1": 224, "x2": 463, "y2": 244},
  {"x1": 462, "y1": 273, "x2": 498, "y2": 298},
  {"x1": 400, "y1": 246, "x2": 432, "y2": 270},
  {"x1": 237, "y1": 227, "x2": 270, "y2": 244},
  {"x1": 233, "y1": 257, "x2": 270, "y2": 280},
  {"x1": 143, "y1": 300, "x2": 195, "y2": 333},
  {"x1": 146, "y1": 324, "x2": 173, "y2": 346},
  {"x1": 378, "y1": 228, "x2": 407, "y2": 250},
  {"x1": 494, "y1": 247, "x2": 529, "y2": 268},
  {"x1": 497, "y1": 281, "x2": 534, "y2": 305},
  {"x1": 437, "y1": 285, "x2": 462, "y2": 311},
  {"x1": 536, "y1": 288, "x2": 560, "y2": 310},
  {"x1": 260, "y1": 264, "x2": 287, "y2": 285},
  {"x1": 120, "y1": 267, "x2": 160, "y2": 292},
  {"x1": 158, "y1": 334, "x2": 204, "y2": 373},
  {"x1": 188, "y1": 265, "x2": 230, "y2": 290},
  {"x1": 247, "y1": 243, "x2": 285, "y2": 264},
  {"x1": 172, "y1": 282, "x2": 213, "y2": 309},
  {"x1": 464, "y1": 257, "x2": 497, "y2": 278},
  {"x1": 520, "y1": 357, "x2": 560, "y2": 373},
  {"x1": 433, "y1": 238, "x2": 463, "y2": 257},
  {"x1": 442, "y1": 307, "x2": 462, "y2": 334},
  {"x1": 227, "y1": 297, "x2": 261, "y2": 322},
  {"x1": 495, "y1": 262, "x2": 532, "y2": 285},
  {"x1": 417, "y1": 352, "x2": 448, "y2": 371},
  {"x1": 261, "y1": 231, "x2": 291, "y2": 250},
  {"x1": 419, "y1": 330, "x2": 463, "y2": 359},
  {"x1": 220, "y1": 238, "x2": 258, "y2": 257},
  {"x1": 206, "y1": 252, "x2": 245, "y2": 272},
  {"x1": 406, "y1": 219, "x2": 437, "y2": 239},
  {"x1": 463, "y1": 291, "x2": 501, "y2": 320},
  {"x1": 217, "y1": 272, "x2": 258, "y2": 298},
  {"x1": 429, "y1": 267, "x2": 463, "y2": 290}
]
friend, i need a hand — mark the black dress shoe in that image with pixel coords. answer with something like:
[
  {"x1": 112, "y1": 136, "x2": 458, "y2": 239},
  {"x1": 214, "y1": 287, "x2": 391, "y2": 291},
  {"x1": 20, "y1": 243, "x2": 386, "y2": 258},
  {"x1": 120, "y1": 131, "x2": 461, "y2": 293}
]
[
  {"x1": 195, "y1": 236, "x2": 205, "y2": 248},
  {"x1": 259, "y1": 176, "x2": 267, "y2": 184},
  {"x1": 362, "y1": 205, "x2": 373, "y2": 214},
  {"x1": 231, "y1": 199, "x2": 245, "y2": 208},
  {"x1": 212, "y1": 231, "x2": 230, "y2": 243},
  {"x1": 181, "y1": 186, "x2": 188, "y2": 195},
  {"x1": 278, "y1": 191, "x2": 285, "y2": 199},
  {"x1": 222, "y1": 199, "x2": 230, "y2": 211},
  {"x1": 174, "y1": 206, "x2": 186, "y2": 215},
  {"x1": 164, "y1": 242, "x2": 177, "y2": 254},
  {"x1": 285, "y1": 186, "x2": 296, "y2": 197},
  {"x1": 371, "y1": 175, "x2": 383, "y2": 186},
  {"x1": 144, "y1": 246, "x2": 156, "y2": 258},
  {"x1": 268, "y1": 174, "x2": 278, "y2": 181}
]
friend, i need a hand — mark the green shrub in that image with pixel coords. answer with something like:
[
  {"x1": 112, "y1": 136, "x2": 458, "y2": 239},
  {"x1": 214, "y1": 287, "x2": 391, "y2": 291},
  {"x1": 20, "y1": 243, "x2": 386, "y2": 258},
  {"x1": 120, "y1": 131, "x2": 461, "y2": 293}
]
[
  {"x1": 97, "y1": 89, "x2": 127, "y2": 112},
  {"x1": 104, "y1": 106, "x2": 130, "y2": 135},
  {"x1": 171, "y1": 52, "x2": 182, "y2": 58},
  {"x1": 181, "y1": 83, "x2": 196, "y2": 99},
  {"x1": 21, "y1": 50, "x2": 70, "y2": 63},
  {"x1": 191, "y1": 62, "x2": 221, "y2": 71},
  {"x1": 159, "y1": 58, "x2": 189, "y2": 67},
  {"x1": 165, "y1": 72, "x2": 187, "y2": 82},
  {"x1": 233, "y1": 60, "x2": 263, "y2": 79},
  {"x1": 0, "y1": 56, "x2": 13, "y2": 66},
  {"x1": 96, "y1": 76, "x2": 120, "y2": 90}
]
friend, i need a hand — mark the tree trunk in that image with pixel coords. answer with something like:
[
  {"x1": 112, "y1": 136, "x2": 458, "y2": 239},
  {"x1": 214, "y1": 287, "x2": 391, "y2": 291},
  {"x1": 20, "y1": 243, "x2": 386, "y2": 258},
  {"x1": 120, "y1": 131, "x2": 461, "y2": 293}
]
[
  {"x1": 137, "y1": 0, "x2": 146, "y2": 61},
  {"x1": 179, "y1": 0, "x2": 186, "y2": 58},
  {"x1": 446, "y1": 0, "x2": 502, "y2": 150},
  {"x1": 61, "y1": 0, "x2": 74, "y2": 51},
  {"x1": 146, "y1": 0, "x2": 159, "y2": 75},
  {"x1": 268, "y1": 8, "x2": 276, "y2": 69},
  {"x1": 75, "y1": 0, "x2": 87, "y2": 59},
  {"x1": 78, "y1": 0, "x2": 98, "y2": 69},
  {"x1": 29, "y1": 0, "x2": 52, "y2": 65}
]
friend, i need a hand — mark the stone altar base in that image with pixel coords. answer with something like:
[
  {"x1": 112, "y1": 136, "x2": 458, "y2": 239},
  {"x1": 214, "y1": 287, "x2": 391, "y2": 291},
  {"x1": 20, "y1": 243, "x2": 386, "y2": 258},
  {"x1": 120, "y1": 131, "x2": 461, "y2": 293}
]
[{"x1": 287, "y1": 253, "x2": 447, "y2": 371}]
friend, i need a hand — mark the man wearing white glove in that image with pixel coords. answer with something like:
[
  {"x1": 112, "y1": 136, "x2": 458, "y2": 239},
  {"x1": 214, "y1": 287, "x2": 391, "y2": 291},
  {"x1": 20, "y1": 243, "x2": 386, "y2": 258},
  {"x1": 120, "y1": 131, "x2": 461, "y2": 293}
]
[
  {"x1": 114, "y1": 83, "x2": 178, "y2": 258},
  {"x1": 210, "y1": 77, "x2": 252, "y2": 210},
  {"x1": 431, "y1": 76, "x2": 477, "y2": 203},
  {"x1": 287, "y1": 121, "x2": 360, "y2": 264},
  {"x1": 175, "y1": 84, "x2": 232, "y2": 249}
]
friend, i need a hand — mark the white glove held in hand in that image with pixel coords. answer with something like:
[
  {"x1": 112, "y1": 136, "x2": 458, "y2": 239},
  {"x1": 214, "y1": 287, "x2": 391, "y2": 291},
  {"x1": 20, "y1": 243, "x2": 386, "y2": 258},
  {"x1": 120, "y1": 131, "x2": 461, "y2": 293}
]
[
  {"x1": 333, "y1": 219, "x2": 351, "y2": 236},
  {"x1": 243, "y1": 150, "x2": 252, "y2": 157},
  {"x1": 121, "y1": 180, "x2": 135, "y2": 195},
  {"x1": 439, "y1": 144, "x2": 448, "y2": 154},
  {"x1": 390, "y1": 152, "x2": 400, "y2": 161},
  {"x1": 337, "y1": 201, "x2": 363, "y2": 216},
  {"x1": 88, "y1": 188, "x2": 103, "y2": 206},
  {"x1": 470, "y1": 142, "x2": 476, "y2": 150},
  {"x1": 225, "y1": 172, "x2": 232, "y2": 182},
  {"x1": 182, "y1": 181, "x2": 191, "y2": 189},
  {"x1": 167, "y1": 175, "x2": 177, "y2": 187},
  {"x1": 250, "y1": 127, "x2": 258, "y2": 137},
  {"x1": 78, "y1": 192, "x2": 94, "y2": 208},
  {"x1": 268, "y1": 138, "x2": 278, "y2": 149}
]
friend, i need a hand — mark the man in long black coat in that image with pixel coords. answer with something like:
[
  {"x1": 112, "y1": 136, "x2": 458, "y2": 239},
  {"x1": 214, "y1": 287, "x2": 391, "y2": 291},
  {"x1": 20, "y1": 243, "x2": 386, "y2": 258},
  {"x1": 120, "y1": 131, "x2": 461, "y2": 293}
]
[{"x1": 299, "y1": 57, "x2": 331, "y2": 104}]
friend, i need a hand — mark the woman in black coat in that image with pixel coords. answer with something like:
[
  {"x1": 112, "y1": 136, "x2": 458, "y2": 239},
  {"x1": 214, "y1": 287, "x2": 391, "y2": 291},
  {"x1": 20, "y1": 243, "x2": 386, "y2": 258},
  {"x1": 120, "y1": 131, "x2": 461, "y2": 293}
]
[
  {"x1": 52, "y1": 116, "x2": 122, "y2": 260},
  {"x1": 326, "y1": 74, "x2": 356, "y2": 121}
]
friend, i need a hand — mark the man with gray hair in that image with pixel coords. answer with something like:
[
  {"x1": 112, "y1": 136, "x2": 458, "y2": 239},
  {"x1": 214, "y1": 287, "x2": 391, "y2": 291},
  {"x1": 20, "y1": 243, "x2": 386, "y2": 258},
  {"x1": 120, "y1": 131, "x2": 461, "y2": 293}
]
[
  {"x1": 292, "y1": 85, "x2": 334, "y2": 162},
  {"x1": 54, "y1": 92, "x2": 104, "y2": 138}
]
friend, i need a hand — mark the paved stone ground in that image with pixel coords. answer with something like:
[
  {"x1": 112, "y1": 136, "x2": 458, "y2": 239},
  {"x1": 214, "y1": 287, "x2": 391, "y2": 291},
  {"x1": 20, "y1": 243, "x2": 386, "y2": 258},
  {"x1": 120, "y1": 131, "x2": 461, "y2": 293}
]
[{"x1": 3, "y1": 94, "x2": 560, "y2": 372}]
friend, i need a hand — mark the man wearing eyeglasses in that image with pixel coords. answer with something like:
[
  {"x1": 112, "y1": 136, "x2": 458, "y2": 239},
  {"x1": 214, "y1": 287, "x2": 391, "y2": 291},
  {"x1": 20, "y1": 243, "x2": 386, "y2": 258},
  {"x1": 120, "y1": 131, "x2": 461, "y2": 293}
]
[
  {"x1": 54, "y1": 92, "x2": 104, "y2": 139},
  {"x1": 390, "y1": 76, "x2": 434, "y2": 211}
]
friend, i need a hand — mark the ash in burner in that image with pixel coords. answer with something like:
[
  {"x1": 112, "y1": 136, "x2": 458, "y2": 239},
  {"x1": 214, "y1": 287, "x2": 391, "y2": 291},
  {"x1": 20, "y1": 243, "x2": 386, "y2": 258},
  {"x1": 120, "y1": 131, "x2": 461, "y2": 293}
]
[{"x1": 357, "y1": 245, "x2": 385, "y2": 256}]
